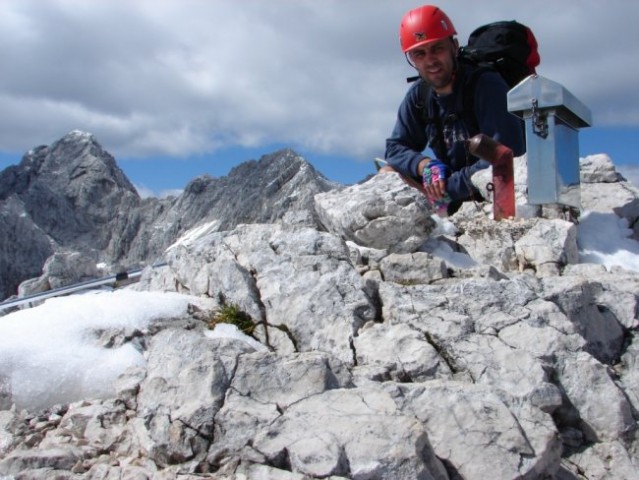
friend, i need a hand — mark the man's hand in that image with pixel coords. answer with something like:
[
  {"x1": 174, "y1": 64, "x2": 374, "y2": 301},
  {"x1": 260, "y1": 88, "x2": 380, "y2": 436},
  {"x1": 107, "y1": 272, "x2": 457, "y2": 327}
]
[{"x1": 422, "y1": 159, "x2": 449, "y2": 202}]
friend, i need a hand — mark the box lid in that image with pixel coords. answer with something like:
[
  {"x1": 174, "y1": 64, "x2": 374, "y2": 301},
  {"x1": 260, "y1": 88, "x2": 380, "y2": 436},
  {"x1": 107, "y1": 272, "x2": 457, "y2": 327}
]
[{"x1": 507, "y1": 75, "x2": 592, "y2": 128}]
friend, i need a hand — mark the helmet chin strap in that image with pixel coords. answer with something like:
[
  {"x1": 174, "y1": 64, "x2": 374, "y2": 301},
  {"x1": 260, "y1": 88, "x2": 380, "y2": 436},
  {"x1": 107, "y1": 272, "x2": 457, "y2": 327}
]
[
  {"x1": 405, "y1": 53, "x2": 417, "y2": 70},
  {"x1": 405, "y1": 54, "x2": 420, "y2": 83}
]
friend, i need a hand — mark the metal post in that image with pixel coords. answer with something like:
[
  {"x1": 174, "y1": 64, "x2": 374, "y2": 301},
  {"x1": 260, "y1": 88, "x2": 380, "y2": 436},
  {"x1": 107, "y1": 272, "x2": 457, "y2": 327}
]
[
  {"x1": 0, "y1": 262, "x2": 168, "y2": 313},
  {"x1": 467, "y1": 134, "x2": 515, "y2": 220}
]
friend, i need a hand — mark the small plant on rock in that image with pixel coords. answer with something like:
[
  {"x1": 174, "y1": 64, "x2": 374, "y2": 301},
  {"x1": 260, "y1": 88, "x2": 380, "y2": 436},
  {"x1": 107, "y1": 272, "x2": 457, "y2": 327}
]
[{"x1": 206, "y1": 303, "x2": 256, "y2": 336}]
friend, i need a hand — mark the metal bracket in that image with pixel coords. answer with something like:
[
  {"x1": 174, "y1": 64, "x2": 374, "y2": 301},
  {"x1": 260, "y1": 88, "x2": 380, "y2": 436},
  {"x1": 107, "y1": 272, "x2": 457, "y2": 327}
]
[{"x1": 531, "y1": 98, "x2": 549, "y2": 139}]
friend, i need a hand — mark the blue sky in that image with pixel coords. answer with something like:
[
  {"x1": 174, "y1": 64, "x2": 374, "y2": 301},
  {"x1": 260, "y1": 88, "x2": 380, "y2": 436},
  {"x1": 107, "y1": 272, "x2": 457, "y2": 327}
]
[{"x1": 1, "y1": 0, "x2": 638, "y2": 196}]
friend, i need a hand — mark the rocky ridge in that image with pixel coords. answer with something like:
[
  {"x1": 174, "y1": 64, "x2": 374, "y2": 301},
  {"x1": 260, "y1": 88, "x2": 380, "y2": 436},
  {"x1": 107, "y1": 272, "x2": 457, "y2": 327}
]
[
  {"x1": 0, "y1": 131, "x2": 335, "y2": 300},
  {"x1": 0, "y1": 132, "x2": 638, "y2": 479}
]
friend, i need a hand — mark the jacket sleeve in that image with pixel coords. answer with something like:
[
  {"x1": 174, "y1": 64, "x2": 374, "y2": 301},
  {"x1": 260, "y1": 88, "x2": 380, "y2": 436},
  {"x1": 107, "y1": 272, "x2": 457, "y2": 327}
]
[{"x1": 384, "y1": 82, "x2": 429, "y2": 181}]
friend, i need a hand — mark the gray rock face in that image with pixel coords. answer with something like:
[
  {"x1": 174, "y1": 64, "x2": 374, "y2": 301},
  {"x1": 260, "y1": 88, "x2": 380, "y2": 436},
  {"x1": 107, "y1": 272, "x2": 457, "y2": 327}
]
[
  {"x1": 0, "y1": 195, "x2": 54, "y2": 300},
  {"x1": 129, "y1": 149, "x2": 336, "y2": 264},
  {"x1": 0, "y1": 131, "x2": 140, "y2": 299},
  {"x1": 0, "y1": 132, "x2": 336, "y2": 301},
  {"x1": 1, "y1": 134, "x2": 639, "y2": 479},
  {"x1": 315, "y1": 173, "x2": 436, "y2": 253},
  {"x1": 4, "y1": 131, "x2": 139, "y2": 246}
]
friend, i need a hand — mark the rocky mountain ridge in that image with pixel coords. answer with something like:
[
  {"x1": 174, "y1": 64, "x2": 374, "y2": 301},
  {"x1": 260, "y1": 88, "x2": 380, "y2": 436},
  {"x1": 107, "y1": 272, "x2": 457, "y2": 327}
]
[{"x1": 0, "y1": 131, "x2": 335, "y2": 301}]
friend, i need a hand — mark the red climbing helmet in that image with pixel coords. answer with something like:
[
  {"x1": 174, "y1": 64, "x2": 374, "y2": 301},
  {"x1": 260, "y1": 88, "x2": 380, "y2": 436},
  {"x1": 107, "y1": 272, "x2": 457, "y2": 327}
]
[{"x1": 399, "y1": 5, "x2": 457, "y2": 53}]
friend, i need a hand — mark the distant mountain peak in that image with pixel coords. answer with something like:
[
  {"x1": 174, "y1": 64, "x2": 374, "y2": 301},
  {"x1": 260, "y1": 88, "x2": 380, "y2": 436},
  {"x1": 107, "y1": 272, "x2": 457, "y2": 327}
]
[{"x1": 0, "y1": 132, "x2": 341, "y2": 300}]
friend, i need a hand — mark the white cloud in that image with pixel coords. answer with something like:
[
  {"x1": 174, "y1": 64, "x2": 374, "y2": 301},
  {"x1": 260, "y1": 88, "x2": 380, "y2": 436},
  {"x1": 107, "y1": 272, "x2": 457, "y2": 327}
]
[{"x1": 0, "y1": 0, "x2": 637, "y2": 162}]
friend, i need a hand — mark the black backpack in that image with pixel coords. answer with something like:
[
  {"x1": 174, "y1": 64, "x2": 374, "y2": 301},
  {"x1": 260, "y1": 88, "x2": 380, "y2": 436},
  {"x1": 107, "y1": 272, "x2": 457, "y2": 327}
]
[
  {"x1": 460, "y1": 20, "x2": 540, "y2": 88},
  {"x1": 413, "y1": 20, "x2": 540, "y2": 159}
]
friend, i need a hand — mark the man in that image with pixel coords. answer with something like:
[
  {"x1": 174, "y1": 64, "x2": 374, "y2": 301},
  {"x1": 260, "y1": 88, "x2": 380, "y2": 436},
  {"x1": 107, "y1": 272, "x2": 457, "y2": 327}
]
[{"x1": 381, "y1": 5, "x2": 525, "y2": 215}]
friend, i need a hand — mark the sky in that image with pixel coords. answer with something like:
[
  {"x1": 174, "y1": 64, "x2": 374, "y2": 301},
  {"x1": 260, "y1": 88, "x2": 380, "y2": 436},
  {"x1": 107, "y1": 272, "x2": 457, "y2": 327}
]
[
  {"x1": 0, "y1": 0, "x2": 638, "y2": 197},
  {"x1": 1, "y1": 210, "x2": 638, "y2": 411}
]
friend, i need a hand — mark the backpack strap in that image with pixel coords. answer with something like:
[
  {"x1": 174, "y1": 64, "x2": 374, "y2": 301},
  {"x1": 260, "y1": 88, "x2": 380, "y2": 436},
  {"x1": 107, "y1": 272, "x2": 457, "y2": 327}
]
[
  {"x1": 415, "y1": 81, "x2": 448, "y2": 161},
  {"x1": 457, "y1": 64, "x2": 493, "y2": 135}
]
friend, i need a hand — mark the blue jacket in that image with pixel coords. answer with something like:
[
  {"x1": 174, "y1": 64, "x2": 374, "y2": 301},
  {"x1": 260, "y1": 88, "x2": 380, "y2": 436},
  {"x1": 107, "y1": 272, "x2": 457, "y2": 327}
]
[{"x1": 385, "y1": 64, "x2": 525, "y2": 202}]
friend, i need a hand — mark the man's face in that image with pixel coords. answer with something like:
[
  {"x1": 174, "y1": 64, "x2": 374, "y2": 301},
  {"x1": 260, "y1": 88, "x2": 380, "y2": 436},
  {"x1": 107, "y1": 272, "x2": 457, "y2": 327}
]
[{"x1": 407, "y1": 38, "x2": 457, "y2": 93}]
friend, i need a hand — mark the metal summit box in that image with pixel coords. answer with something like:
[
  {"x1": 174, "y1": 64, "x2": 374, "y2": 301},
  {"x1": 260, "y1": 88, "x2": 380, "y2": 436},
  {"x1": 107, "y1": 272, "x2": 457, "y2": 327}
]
[{"x1": 507, "y1": 74, "x2": 592, "y2": 208}]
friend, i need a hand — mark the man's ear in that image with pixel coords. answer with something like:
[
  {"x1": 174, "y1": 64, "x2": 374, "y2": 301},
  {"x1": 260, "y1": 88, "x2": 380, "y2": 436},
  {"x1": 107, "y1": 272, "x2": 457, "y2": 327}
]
[{"x1": 451, "y1": 37, "x2": 459, "y2": 51}]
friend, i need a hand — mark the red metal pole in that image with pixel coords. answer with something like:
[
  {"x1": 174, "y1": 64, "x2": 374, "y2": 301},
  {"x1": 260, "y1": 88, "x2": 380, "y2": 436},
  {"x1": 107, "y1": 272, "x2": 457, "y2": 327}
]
[{"x1": 467, "y1": 134, "x2": 515, "y2": 220}]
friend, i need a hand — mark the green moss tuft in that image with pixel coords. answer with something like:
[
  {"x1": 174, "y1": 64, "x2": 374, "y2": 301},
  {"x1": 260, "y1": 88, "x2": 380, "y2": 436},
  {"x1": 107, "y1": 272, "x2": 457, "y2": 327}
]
[{"x1": 206, "y1": 304, "x2": 256, "y2": 336}]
